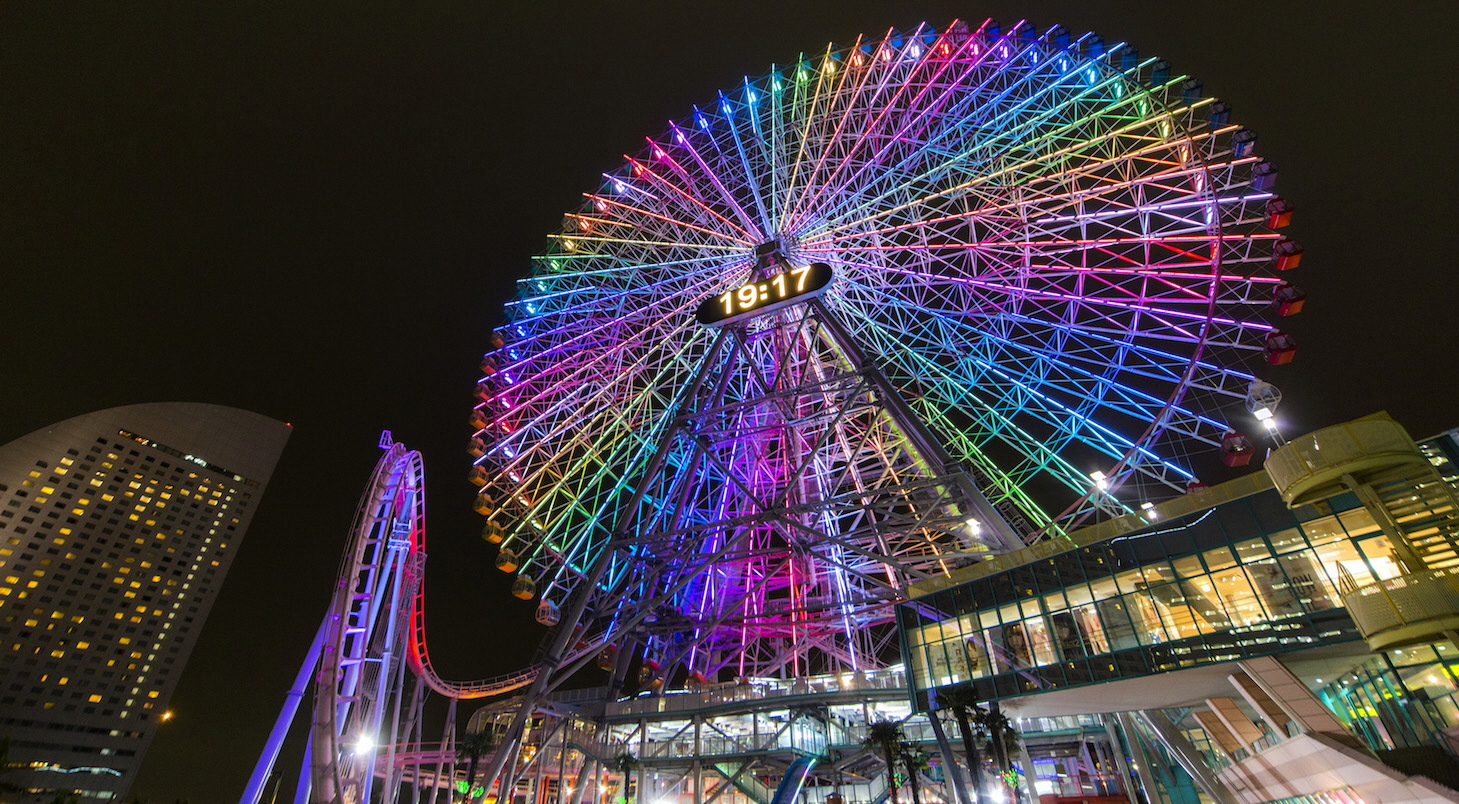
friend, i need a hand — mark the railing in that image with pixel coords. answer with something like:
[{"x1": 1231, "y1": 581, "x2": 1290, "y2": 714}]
[
  {"x1": 607, "y1": 669, "x2": 907, "y2": 718},
  {"x1": 1265, "y1": 415, "x2": 1426, "y2": 506},
  {"x1": 1340, "y1": 566, "x2": 1459, "y2": 650},
  {"x1": 909, "y1": 471, "x2": 1275, "y2": 596}
]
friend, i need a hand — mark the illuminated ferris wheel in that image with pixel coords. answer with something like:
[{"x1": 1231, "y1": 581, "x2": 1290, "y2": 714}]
[{"x1": 469, "y1": 19, "x2": 1301, "y2": 685}]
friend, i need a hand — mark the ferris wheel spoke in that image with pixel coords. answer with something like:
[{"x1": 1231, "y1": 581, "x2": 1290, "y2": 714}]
[
  {"x1": 802, "y1": 82, "x2": 1126, "y2": 235},
  {"x1": 786, "y1": 28, "x2": 975, "y2": 228},
  {"x1": 881, "y1": 323, "x2": 1186, "y2": 473},
  {"x1": 805, "y1": 85, "x2": 1207, "y2": 241},
  {"x1": 480, "y1": 19, "x2": 1289, "y2": 677},
  {"x1": 795, "y1": 29, "x2": 1085, "y2": 232},
  {"x1": 837, "y1": 274, "x2": 1251, "y2": 407}
]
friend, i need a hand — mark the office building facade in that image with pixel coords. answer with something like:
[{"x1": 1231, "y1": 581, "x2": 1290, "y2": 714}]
[{"x1": 0, "y1": 403, "x2": 289, "y2": 801}]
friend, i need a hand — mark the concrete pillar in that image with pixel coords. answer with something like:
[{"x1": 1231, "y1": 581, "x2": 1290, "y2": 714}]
[
  {"x1": 1193, "y1": 711, "x2": 1243, "y2": 756},
  {"x1": 1204, "y1": 697, "x2": 1264, "y2": 748},
  {"x1": 1017, "y1": 736, "x2": 1039, "y2": 804},
  {"x1": 1236, "y1": 656, "x2": 1368, "y2": 752},
  {"x1": 1228, "y1": 670, "x2": 1291, "y2": 737}
]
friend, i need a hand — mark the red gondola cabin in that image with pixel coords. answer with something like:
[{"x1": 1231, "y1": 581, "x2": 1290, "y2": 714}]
[{"x1": 1221, "y1": 431, "x2": 1254, "y2": 467}]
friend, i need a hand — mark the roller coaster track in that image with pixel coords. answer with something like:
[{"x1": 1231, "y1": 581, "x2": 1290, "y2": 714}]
[{"x1": 244, "y1": 440, "x2": 547, "y2": 804}]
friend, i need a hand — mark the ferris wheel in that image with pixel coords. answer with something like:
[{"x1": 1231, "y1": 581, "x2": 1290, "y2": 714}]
[{"x1": 470, "y1": 19, "x2": 1300, "y2": 684}]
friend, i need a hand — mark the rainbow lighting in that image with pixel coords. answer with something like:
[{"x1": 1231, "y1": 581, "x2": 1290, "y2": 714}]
[{"x1": 246, "y1": 19, "x2": 1305, "y2": 804}]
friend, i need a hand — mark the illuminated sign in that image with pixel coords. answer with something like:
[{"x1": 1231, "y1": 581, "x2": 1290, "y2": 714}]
[{"x1": 696, "y1": 262, "x2": 833, "y2": 327}]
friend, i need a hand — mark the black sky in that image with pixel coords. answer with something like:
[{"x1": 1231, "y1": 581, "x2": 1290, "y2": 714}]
[{"x1": 2, "y1": 2, "x2": 1457, "y2": 802}]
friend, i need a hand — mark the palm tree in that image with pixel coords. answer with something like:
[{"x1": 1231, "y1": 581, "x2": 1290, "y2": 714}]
[
  {"x1": 457, "y1": 730, "x2": 496, "y2": 804},
  {"x1": 935, "y1": 684, "x2": 988, "y2": 803},
  {"x1": 612, "y1": 753, "x2": 639, "y2": 804},
  {"x1": 862, "y1": 719, "x2": 905, "y2": 804},
  {"x1": 977, "y1": 703, "x2": 1019, "y2": 775},
  {"x1": 898, "y1": 741, "x2": 928, "y2": 804},
  {"x1": 976, "y1": 703, "x2": 1021, "y2": 801}
]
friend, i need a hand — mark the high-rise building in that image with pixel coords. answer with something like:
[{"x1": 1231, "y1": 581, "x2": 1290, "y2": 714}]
[{"x1": 0, "y1": 403, "x2": 290, "y2": 802}]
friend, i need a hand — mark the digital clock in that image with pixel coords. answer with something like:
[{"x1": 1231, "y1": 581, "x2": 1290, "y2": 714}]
[{"x1": 696, "y1": 262, "x2": 833, "y2": 327}]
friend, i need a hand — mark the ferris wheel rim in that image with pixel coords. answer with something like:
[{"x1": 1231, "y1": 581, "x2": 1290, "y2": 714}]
[{"x1": 473, "y1": 17, "x2": 1290, "y2": 627}]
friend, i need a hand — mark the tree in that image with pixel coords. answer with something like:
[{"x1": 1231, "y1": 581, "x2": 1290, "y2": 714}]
[
  {"x1": 976, "y1": 703, "x2": 1021, "y2": 801},
  {"x1": 977, "y1": 703, "x2": 1019, "y2": 775},
  {"x1": 935, "y1": 684, "x2": 988, "y2": 803},
  {"x1": 612, "y1": 753, "x2": 639, "y2": 804},
  {"x1": 457, "y1": 730, "x2": 496, "y2": 804},
  {"x1": 898, "y1": 741, "x2": 928, "y2": 804},
  {"x1": 862, "y1": 719, "x2": 905, "y2": 804}
]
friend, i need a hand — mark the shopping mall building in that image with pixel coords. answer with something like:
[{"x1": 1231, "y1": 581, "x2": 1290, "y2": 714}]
[
  {"x1": 897, "y1": 413, "x2": 1459, "y2": 804},
  {"x1": 471, "y1": 414, "x2": 1459, "y2": 804}
]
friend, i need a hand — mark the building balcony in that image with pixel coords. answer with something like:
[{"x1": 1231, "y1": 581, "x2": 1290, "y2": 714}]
[
  {"x1": 1341, "y1": 567, "x2": 1459, "y2": 651},
  {"x1": 1266, "y1": 413, "x2": 1428, "y2": 507}
]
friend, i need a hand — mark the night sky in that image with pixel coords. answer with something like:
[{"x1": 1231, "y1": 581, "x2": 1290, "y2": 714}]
[{"x1": 3, "y1": 2, "x2": 1456, "y2": 802}]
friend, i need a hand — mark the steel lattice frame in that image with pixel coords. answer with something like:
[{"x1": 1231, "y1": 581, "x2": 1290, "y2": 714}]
[{"x1": 472, "y1": 19, "x2": 1290, "y2": 681}]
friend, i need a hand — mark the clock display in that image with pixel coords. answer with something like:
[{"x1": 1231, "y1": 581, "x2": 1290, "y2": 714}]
[{"x1": 696, "y1": 262, "x2": 833, "y2": 327}]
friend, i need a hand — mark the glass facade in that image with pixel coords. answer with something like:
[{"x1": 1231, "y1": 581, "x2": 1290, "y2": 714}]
[
  {"x1": 899, "y1": 485, "x2": 1403, "y2": 709},
  {"x1": 1319, "y1": 640, "x2": 1459, "y2": 750}
]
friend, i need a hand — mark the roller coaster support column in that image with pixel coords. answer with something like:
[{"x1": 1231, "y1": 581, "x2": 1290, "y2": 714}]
[{"x1": 241, "y1": 618, "x2": 328, "y2": 804}]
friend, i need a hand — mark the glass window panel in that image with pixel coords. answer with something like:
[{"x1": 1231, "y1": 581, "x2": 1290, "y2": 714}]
[
  {"x1": 1204, "y1": 545, "x2": 1239, "y2": 572},
  {"x1": 1042, "y1": 589, "x2": 1069, "y2": 614},
  {"x1": 996, "y1": 602, "x2": 1022, "y2": 626},
  {"x1": 945, "y1": 636, "x2": 971, "y2": 683},
  {"x1": 1268, "y1": 527, "x2": 1308, "y2": 554},
  {"x1": 909, "y1": 633, "x2": 932, "y2": 685},
  {"x1": 1064, "y1": 582, "x2": 1096, "y2": 608},
  {"x1": 1172, "y1": 555, "x2": 1204, "y2": 579},
  {"x1": 1050, "y1": 611, "x2": 1086, "y2": 659},
  {"x1": 1312, "y1": 538, "x2": 1375, "y2": 590},
  {"x1": 1002, "y1": 622, "x2": 1033, "y2": 667},
  {"x1": 1247, "y1": 557, "x2": 1305, "y2": 618},
  {"x1": 1215, "y1": 502, "x2": 1259, "y2": 545},
  {"x1": 1277, "y1": 551, "x2": 1337, "y2": 610},
  {"x1": 1075, "y1": 604, "x2": 1111, "y2": 654},
  {"x1": 1096, "y1": 598, "x2": 1140, "y2": 651},
  {"x1": 1087, "y1": 575, "x2": 1120, "y2": 605},
  {"x1": 1390, "y1": 645, "x2": 1439, "y2": 667},
  {"x1": 1357, "y1": 535, "x2": 1403, "y2": 581},
  {"x1": 1303, "y1": 515, "x2": 1348, "y2": 548},
  {"x1": 1212, "y1": 567, "x2": 1265, "y2": 626},
  {"x1": 1251, "y1": 492, "x2": 1300, "y2": 533},
  {"x1": 1183, "y1": 578, "x2": 1235, "y2": 631},
  {"x1": 1116, "y1": 562, "x2": 1173, "y2": 594},
  {"x1": 986, "y1": 626, "x2": 1019, "y2": 672},
  {"x1": 1234, "y1": 537, "x2": 1272, "y2": 563},
  {"x1": 1338, "y1": 508, "x2": 1381, "y2": 537},
  {"x1": 923, "y1": 640, "x2": 953, "y2": 686},
  {"x1": 1127, "y1": 590, "x2": 1174, "y2": 642},
  {"x1": 1025, "y1": 616, "x2": 1057, "y2": 666},
  {"x1": 964, "y1": 635, "x2": 993, "y2": 679},
  {"x1": 1146, "y1": 582, "x2": 1207, "y2": 638}
]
